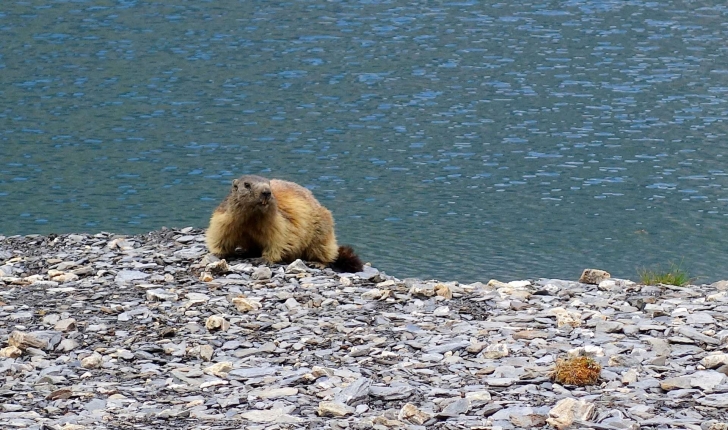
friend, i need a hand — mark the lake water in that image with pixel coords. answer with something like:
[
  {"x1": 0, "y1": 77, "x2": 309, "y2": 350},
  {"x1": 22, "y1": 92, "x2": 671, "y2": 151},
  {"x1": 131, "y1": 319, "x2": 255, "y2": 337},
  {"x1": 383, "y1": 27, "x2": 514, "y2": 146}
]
[{"x1": 2, "y1": 1, "x2": 728, "y2": 284}]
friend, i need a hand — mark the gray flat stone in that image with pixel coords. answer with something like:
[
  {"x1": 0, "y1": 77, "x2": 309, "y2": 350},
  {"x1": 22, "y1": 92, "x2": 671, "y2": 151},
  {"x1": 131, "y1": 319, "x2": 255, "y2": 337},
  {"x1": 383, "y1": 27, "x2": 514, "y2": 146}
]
[
  {"x1": 228, "y1": 367, "x2": 278, "y2": 380},
  {"x1": 423, "y1": 341, "x2": 471, "y2": 354},
  {"x1": 335, "y1": 377, "x2": 371, "y2": 404},
  {"x1": 115, "y1": 270, "x2": 149, "y2": 284}
]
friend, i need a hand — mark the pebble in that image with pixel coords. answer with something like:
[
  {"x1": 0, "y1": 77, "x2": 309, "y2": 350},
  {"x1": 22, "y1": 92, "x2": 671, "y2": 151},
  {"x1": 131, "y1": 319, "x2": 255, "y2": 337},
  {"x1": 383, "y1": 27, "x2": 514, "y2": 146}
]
[
  {"x1": 114, "y1": 269, "x2": 149, "y2": 284},
  {"x1": 547, "y1": 398, "x2": 596, "y2": 429},
  {"x1": 252, "y1": 266, "x2": 272, "y2": 280},
  {"x1": 399, "y1": 403, "x2": 432, "y2": 425},
  {"x1": 699, "y1": 394, "x2": 728, "y2": 408},
  {"x1": 205, "y1": 315, "x2": 230, "y2": 331},
  {"x1": 146, "y1": 288, "x2": 178, "y2": 301},
  {"x1": 0, "y1": 230, "x2": 726, "y2": 429},
  {"x1": 249, "y1": 387, "x2": 298, "y2": 399},
  {"x1": 318, "y1": 401, "x2": 355, "y2": 417},
  {"x1": 54, "y1": 318, "x2": 77, "y2": 332},
  {"x1": 437, "y1": 398, "x2": 470, "y2": 417},
  {"x1": 579, "y1": 268, "x2": 611, "y2": 284},
  {"x1": 240, "y1": 407, "x2": 303, "y2": 423},
  {"x1": 81, "y1": 353, "x2": 103, "y2": 369},
  {"x1": 232, "y1": 296, "x2": 261, "y2": 312},
  {"x1": 702, "y1": 353, "x2": 728, "y2": 369}
]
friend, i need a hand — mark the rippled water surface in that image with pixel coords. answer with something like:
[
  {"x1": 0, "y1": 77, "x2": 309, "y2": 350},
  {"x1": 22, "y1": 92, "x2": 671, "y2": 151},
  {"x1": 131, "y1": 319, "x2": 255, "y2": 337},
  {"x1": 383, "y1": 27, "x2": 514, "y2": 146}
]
[{"x1": 2, "y1": 1, "x2": 728, "y2": 283}]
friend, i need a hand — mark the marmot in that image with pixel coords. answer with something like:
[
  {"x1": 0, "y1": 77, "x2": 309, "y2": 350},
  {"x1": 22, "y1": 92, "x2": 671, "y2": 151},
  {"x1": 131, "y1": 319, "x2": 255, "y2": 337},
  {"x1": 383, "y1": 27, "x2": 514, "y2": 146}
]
[{"x1": 205, "y1": 175, "x2": 363, "y2": 273}]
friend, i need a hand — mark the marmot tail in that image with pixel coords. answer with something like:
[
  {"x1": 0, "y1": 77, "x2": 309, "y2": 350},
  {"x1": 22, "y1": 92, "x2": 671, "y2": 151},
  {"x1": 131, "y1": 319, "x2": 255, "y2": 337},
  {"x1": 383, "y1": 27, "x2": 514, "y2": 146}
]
[{"x1": 333, "y1": 245, "x2": 363, "y2": 273}]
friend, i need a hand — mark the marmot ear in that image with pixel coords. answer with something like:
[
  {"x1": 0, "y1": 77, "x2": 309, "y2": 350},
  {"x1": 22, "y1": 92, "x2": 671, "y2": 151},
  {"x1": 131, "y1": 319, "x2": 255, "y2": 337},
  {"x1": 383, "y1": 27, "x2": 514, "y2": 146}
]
[{"x1": 232, "y1": 179, "x2": 239, "y2": 190}]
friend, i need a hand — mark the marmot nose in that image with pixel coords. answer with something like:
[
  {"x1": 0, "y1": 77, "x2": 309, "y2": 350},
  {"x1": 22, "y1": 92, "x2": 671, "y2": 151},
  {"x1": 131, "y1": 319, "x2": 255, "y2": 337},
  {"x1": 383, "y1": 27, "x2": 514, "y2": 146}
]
[{"x1": 261, "y1": 190, "x2": 272, "y2": 198}]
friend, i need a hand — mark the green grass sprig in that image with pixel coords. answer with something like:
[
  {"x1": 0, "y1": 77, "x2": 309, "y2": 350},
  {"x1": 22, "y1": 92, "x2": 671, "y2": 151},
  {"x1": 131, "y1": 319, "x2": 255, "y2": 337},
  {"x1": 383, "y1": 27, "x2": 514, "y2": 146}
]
[{"x1": 637, "y1": 261, "x2": 690, "y2": 287}]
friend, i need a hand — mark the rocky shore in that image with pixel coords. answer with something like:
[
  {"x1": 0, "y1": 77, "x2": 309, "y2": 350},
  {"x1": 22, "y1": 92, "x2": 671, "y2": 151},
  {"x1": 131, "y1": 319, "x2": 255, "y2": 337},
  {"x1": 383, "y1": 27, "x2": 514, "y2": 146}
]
[{"x1": 1, "y1": 229, "x2": 727, "y2": 430}]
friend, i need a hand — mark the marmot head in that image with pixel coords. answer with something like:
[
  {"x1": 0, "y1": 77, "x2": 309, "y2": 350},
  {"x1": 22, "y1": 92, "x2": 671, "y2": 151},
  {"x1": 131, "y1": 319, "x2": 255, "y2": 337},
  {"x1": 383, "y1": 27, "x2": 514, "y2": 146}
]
[{"x1": 230, "y1": 175, "x2": 276, "y2": 212}]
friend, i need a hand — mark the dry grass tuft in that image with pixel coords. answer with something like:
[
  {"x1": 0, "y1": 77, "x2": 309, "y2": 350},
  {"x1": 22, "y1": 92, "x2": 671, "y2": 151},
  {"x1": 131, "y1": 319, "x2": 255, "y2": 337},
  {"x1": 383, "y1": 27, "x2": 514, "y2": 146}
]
[{"x1": 551, "y1": 356, "x2": 602, "y2": 386}]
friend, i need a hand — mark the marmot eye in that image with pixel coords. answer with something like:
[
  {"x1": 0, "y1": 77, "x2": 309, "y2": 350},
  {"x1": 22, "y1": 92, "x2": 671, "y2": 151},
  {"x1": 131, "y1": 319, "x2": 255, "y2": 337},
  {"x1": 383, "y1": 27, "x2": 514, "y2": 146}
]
[{"x1": 243, "y1": 182, "x2": 251, "y2": 189}]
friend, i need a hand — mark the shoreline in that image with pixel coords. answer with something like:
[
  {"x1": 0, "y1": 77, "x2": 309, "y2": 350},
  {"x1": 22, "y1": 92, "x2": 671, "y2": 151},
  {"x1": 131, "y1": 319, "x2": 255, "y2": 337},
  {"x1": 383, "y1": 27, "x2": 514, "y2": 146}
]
[{"x1": 1, "y1": 229, "x2": 727, "y2": 429}]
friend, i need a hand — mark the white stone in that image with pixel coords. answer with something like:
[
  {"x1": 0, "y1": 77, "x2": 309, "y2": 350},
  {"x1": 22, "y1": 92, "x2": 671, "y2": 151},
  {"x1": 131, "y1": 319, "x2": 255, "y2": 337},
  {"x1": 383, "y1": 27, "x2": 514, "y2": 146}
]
[
  {"x1": 199, "y1": 379, "x2": 228, "y2": 389},
  {"x1": 409, "y1": 284, "x2": 435, "y2": 297},
  {"x1": 252, "y1": 266, "x2": 272, "y2": 280},
  {"x1": 240, "y1": 408, "x2": 303, "y2": 423},
  {"x1": 497, "y1": 286, "x2": 531, "y2": 300},
  {"x1": 579, "y1": 268, "x2": 610, "y2": 284},
  {"x1": 146, "y1": 289, "x2": 178, "y2": 301},
  {"x1": 108, "y1": 238, "x2": 135, "y2": 250},
  {"x1": 284, "y1": 298, "x2": 301, "y2": 310},
  {"x1": 486, "y1": 279, "x2": 509, "y2": 289},
  {"x1": 48, "y1": 270, "x2": 79, "y2": 283},
  {"x1": 81, "y1": 353, "x2": 103, "y2": 369},
  {"x1": 362, "y1": 288, "x2": 386, "y2": 299},
  {"x1": 199, "y1": 345, "x2": 214, "y2": 362},
  {"x1": 568, "y1": 345, "x2": 604, "y2": 357},
  {"x1": 54, "y1": 318, "x2": 77, "y2": 332},
  {"x1": 205, "y1": 315, "x2": 230, "y2": 332},
  {"x1": 204, "y1": 362, "x2": 233, "y2": 377},
  {"x1": 597, "y1": 279, "x2": 618, "y2": 290},
  {"x1": 508, "y1": 280, "x2": 531, "y2": 288},
  {"x1": 481, "y1": 343, "x2": 509, "y2": 359},
  {"x1": 706, "y1": 291, "x2": 728, "y2": 302},
  {"x1": 671, "y1": 307, "x2": 690, "y2": 317},
  {"x1": 485, "y1": 378, "x2": 517, "y2": 387},
  {"x1": 248, "y1": 387, "x2": 298, "y2": 399},
  {"x1": 621, "y1": 368, "x2": 639, "y2": 385},
  {"x1": 547, "y1": 398, "x2": 595, "y2": 429},
  {"x1": 435, "y1": 283, "x2": 453, "y2": 299},
  {"x1": 465, "y1": 391, "x2": 492, "y2": 404},
  {"x1": 550, "y1": 307, "x2": 581, "y2": 327},
  {"x1": 0, "y1": 346, "x2": 22, "y2": 358},
  {"x1": 700, "y1": 353, "x2": 728, "y2": 369},
  {"x1": 317, "y1": 401, "x2": 355, "y2": 417},
  {"x1": 433, "y1": 306, "x2": 450, "y2": 317},
  {"x1": 232, "y1": 297, "x2": 262, "y2": 312},
  {"x1": 399, "y1": 403, "x2": 431, "y2": 425},
  {"x1": 286, "y1": 259, "x2": 309, "y2": 274},
  {"x1": 56, "y1": 339, "x2": 79, "y2": 352}
]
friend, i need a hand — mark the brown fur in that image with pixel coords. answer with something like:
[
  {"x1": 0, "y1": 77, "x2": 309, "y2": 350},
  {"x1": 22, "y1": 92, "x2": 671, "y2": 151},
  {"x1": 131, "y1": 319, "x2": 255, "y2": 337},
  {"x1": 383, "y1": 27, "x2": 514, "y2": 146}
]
[{"x1": 205, "y1": 175, "x2": 363, "y2": 272}]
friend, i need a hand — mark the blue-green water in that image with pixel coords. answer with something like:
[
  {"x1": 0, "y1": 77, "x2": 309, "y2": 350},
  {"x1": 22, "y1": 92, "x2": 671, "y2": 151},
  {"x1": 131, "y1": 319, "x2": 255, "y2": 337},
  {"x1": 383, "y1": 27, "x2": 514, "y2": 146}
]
[{"x1": 2, "y1": 1, "x2": 728, "y2": 283}]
